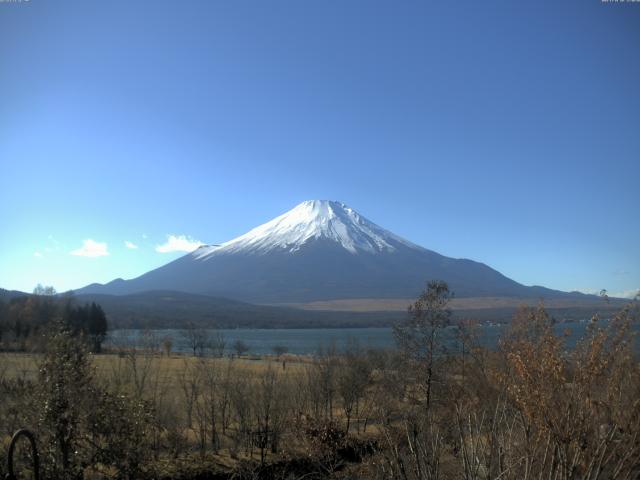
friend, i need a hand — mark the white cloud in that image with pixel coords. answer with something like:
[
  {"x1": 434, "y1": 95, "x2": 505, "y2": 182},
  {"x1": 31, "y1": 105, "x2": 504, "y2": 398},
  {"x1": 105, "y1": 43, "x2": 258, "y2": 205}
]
[
  {"x1": 609, "y1": 288, "x2": 640, "y2": 299},
  {"x1": 572, "y1": 288, "x2": 601, "y2": 295},
  {"x1": 124, "y1": 240, "x2": 139, "y2": 249},
  {"x1": 33, "y1": 251, "x2": 43, "y2": 258},
  {"x1": 156, "y1": 234, "x2": 203, "y2": 253},
  {"x1": 575, "y1": 287, "x2": 639, "y2": 299},
  {"x1": 43, "y1": 235, "x2": 60, "y2": 253},
  {"x1": 70, "y1": 239, "x2": 109, "y2": 257},
  {"x1": 613, "y1": 270, "x2": 630, "y2": 276},
  {"x1": 47, "y1": 235, "x2": 60, "y2": 248}
]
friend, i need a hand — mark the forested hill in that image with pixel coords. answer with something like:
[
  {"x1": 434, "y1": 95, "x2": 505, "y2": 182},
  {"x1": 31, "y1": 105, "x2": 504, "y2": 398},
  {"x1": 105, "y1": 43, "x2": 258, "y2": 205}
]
[
  {"x1": 72, "y1": 290, "x2": 402, "y2": 329},
  {"x1": 0, "y1": 288, "x2": 27, "y2": 302},
  {"x1": 0, "y1": 290, "x2": 109, "y2": 352}
]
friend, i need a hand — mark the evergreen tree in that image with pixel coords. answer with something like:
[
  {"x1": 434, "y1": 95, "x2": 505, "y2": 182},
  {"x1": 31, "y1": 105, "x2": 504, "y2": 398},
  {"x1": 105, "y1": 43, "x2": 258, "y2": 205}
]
[
  {"x1": 88, "y1": 302, "x2": 108, "y2": 353},
  {"x1": 38, "y1": 322, "x2": 94, "y2": 479}
]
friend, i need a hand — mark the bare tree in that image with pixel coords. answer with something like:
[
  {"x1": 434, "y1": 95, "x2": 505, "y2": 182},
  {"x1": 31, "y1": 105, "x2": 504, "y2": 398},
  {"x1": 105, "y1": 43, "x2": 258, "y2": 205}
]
[
  {"x1": 210, "y1": 330, "x2": 226, "y2": 357},
  {"x1": 162, "y1": 336, "x2": 173, "y2": 357},
  {"x1": 251, "y1": 367, "x2": 290, "y2": 463},
  {"x1": 217, "y1": 359, "x2": 236, "y2": 435},
  {"x1": 394, "y1": 280, "x2": 452, "y2": 410},
  {"x1": 229, "y1": 369, "x2": 253, "y2": 456},
  {"x1": 195, "y1": 357, "x2": 225, "y2": 453},
  {"x1": 272, "y1": 345, "x2": 288, "y2": 357},
  {"x1": 180, "y1": 322, "x2": 211, "y2": 357},
  {"x1": 233, "y1": 339, "x2": 250, "y2": 357},
  {"x1": 177, "y1": 359, "x2": 201, "y2": 436},
  {"x1": 311, "y1": 343, "x2": 338, "y2": 420},
  {"x1": 337, "y1": 339, "x2": 373, "y2": 433}
]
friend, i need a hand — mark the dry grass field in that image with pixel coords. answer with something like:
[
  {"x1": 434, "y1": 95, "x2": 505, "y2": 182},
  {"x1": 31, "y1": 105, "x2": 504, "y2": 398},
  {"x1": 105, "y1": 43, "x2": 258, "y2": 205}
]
[
  {"x1": 1, "y1": 347, "x2": 379, "y2": 478},
  {"x1": 0, "y1": 351, "x2": 309, "y2": 381}
]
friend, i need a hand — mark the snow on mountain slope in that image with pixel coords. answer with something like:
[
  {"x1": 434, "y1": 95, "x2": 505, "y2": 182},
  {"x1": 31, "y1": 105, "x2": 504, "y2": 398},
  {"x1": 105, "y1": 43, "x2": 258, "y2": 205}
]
[{"x1": 194, "y1": 200, "x2": 421, "y2": 258}]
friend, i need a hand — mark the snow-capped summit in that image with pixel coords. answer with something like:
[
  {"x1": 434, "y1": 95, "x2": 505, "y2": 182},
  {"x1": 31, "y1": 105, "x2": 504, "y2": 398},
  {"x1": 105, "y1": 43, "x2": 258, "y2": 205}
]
[{"x1": 194, "y1": 200, "x2": 419, "y2": 258}]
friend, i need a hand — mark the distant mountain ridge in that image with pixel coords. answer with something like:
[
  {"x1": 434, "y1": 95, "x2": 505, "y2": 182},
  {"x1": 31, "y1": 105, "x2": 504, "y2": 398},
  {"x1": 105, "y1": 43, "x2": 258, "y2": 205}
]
[
  {"x1": 74, "y1": 200, "x2": 589, "y2": 303},
  {"x1": 0, "y1": 288, "x2": 28, "y2": 302}
]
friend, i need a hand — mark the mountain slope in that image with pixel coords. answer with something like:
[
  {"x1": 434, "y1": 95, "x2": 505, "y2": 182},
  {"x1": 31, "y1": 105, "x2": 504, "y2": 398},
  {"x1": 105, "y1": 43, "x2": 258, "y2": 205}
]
[
  {"x1": 73, "y1": 290, "x2": 403, "y2": 329},
  {"x1": 74, "y1": 200, "x2": 583, "y2": 303},
  {"x1": 75, "y1": 290, "x2": 626, "y2": 328}
]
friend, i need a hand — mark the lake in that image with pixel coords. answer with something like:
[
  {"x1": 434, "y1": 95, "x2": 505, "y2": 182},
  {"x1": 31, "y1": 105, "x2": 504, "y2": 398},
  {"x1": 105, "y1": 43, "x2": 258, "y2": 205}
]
[{"x1": 106, "y1": 320, "x2": 639, "y2": 356}]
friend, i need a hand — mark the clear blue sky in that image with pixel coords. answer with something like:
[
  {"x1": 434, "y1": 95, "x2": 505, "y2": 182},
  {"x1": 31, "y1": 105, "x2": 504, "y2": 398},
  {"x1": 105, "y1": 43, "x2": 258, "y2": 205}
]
[{"x1": 0, "y1": 0, "x2": 638, "y2": 297}]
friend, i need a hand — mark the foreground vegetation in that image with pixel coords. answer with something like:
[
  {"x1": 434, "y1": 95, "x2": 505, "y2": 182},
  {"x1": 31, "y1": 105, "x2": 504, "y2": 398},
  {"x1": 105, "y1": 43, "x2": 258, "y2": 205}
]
[{"x1": 0, "y1": 283, "x2": 638, "y2": 479}]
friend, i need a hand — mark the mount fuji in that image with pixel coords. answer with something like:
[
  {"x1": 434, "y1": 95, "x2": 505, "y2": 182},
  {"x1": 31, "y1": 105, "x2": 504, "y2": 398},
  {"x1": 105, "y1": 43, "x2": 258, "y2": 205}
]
[{"x1": 75, "y1": 200, "x2": 581, "y2": 304}]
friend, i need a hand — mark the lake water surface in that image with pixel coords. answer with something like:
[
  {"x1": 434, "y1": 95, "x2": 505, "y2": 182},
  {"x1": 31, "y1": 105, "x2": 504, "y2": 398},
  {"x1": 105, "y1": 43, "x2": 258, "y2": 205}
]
[{"x1": 107, "y1": 321, "x2": 639, "y2": 356}]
